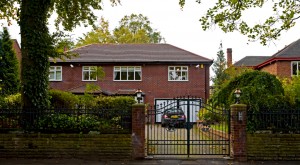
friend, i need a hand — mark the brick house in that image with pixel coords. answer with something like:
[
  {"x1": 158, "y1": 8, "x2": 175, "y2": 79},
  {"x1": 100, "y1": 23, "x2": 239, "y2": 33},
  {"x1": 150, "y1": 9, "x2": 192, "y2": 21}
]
[
  {"x1": 49, "y1": 44, "x2": 213, "y2": 105},
  {"x1": 233, "y1": 38, "x2": 300, "y2": 78}
]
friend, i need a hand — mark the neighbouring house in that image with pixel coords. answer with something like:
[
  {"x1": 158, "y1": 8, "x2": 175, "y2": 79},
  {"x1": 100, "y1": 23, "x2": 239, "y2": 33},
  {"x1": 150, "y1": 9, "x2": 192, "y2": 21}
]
[
  {"x1": 49, "y1": 44, "x2": 213, "y2": 105},
  {"x1": 12, "y1": 39, "x2": 22, "y2": 74},
  {"x1": 232, "y1": 38, "x2": 300, "y2": 78}
]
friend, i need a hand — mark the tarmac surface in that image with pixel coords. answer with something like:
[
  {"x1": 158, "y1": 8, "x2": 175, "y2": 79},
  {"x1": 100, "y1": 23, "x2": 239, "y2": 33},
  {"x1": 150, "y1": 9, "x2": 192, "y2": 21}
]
[{"x1": 0, "y1": 158, "x2": 300, "y2": 165}]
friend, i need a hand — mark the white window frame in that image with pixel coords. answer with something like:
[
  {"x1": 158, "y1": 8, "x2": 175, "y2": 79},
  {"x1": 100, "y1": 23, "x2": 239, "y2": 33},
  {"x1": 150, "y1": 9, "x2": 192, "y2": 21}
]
[
  {"x1": 168, "y1": 66, "x2": 188, "y2": 81},
  {"x1": 49, "y1": 66, "x2": 62, "y2": 81},
  {"x1": 291, "y1": 61, "x2": 300, "y2": 76},
  {"x1": 82, "y1": 66, "x2": 97, "y2": 81},
  {"x1": 113, "y1": 66, "x2": 142, "y2": 81}
]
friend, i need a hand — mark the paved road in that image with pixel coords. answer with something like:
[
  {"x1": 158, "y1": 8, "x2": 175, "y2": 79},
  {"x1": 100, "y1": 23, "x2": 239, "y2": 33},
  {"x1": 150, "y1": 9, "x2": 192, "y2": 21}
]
[{"x1": 1, "y1": 158, "x2": 300, "y2": 165}]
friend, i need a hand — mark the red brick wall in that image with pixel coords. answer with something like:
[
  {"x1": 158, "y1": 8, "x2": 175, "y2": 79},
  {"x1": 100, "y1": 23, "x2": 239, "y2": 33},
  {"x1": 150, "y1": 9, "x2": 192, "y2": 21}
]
[
  {"x1": 259, "y1": 61, "x2": 291, "y2": 79},
  {"x1": 50, "y1": 63, "x2": 209, "y2": 105}
]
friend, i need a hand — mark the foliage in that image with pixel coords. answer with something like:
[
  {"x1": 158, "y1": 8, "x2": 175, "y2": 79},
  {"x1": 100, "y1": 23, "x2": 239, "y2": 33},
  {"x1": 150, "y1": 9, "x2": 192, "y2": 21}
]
[
  {"x1": 179, "y1": 0, "x2": 300, "y2": 45},
  {"x1": 0, "y1": 0, "x2": 119, "y2": 110},
  {"x1": 94, "y1": 96, "x2": 136, "y2": 111},
  {"x1": 281, "y1": 76, "x2": 300, "y2": 108},
  {"x1": 37, "y1": 113, "x2": 113, "y2": 133},
  {"x1": 49, "y1": 89, "x2": 79, "y2": 109},
  {"x1": 0, "y1": 27, "x2": 20, "y2": 96},
  {"x1": 114, "y1": 14, "x2": 164, "y2": 44},
  {"x1": 0, "y1": 93, "x2": 22, "y2": 109},
  {"x1": 0, "y1": 92, "x2": 135, "y2": 133},
  {"x1": 198, "y1": 107, "x2": 223, "y2": 124},
  {"x1": 247, "y1": 109, "x2": 300, "y2": 133},
  {"x1": 76, "y1": 14, "x2": 165, "y2": 47},
  {"x1": 211, "y1": 42, "x2": 228, "y2": 91},
  {"x1": 76, "y1": 17, "x2": 115, "y2": 46},
  {"x1": 223, "y1": 66, "x2": 253, "y2": 83},
  {"x1": 210, "y1": 70, "x2": 286, "y2": 111}
]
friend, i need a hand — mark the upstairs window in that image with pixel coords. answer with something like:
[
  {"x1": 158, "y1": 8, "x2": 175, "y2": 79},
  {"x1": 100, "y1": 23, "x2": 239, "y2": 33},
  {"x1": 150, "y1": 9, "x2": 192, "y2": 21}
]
[
  {"x1": 82, "y1": 66, "x2": 97, "y2": 81},
  {"x1": 114, "y1": 66, "x2": 142, "y2": 81},
  {"x1": 292, "y1": 61, "x2": 300, "y2": 76},
  {"x1": 49, "y1": 66, "x2": 62, "y2": 81},
  {"x1": 168, "y1": 66, "x2": 188, "y2": 81}
]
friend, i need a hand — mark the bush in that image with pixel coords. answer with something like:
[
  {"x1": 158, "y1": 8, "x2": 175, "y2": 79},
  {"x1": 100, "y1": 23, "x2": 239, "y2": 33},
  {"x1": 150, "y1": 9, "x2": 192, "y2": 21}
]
[
  {"x1": 37, "y1": 113, "x2": 106, "y2": 133},
  {"x1": 210, "y1": 71, "x2": 286, "y2": 111},
  {"x1": 0, "y1": 93, "x2": 21, "y2": 109},
  {"x1": 49, "y1": 89, "x2": 79, "y2": 109},
  {"x1": 94, "y1": 96, "x2": 136, "y2": 112}
]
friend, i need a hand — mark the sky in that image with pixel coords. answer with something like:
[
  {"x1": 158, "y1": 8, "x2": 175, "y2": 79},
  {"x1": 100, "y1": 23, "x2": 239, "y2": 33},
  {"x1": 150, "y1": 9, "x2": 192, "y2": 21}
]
[{"x1": 2, "y1": 0, "x2": 300, "y2": 64}]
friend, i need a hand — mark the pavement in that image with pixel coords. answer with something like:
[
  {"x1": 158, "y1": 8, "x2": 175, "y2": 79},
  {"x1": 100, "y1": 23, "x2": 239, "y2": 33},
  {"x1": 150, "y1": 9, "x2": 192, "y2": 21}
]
[{"x1": 0, "y1": 158, "x2": 300, "y2": 165}]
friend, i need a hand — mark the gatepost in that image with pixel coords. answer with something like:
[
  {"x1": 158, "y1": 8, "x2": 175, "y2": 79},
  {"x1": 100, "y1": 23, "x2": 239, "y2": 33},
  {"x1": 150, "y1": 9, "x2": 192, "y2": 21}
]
[
  {"x1": 132, "y1": 104, "x2": 146, "y2": 159},
  {"x1": 230, "y1": 104, "x2": 247, "y2": 161}
]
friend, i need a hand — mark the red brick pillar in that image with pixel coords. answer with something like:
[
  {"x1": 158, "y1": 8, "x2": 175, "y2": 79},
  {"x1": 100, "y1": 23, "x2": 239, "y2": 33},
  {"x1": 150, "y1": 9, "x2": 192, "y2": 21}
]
[
  {"x1": 230, "y1": 104, "x2": 247, "y2": 161},
  {"x1": 132, "y1": 104, "x2": 145, "y2": 159}
]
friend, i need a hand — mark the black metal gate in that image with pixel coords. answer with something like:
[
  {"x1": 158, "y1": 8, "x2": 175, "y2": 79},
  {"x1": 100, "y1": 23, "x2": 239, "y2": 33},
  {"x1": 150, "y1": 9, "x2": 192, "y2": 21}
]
[{"x1": 146, "y1": 97, "x2": 230, "y2": 157}]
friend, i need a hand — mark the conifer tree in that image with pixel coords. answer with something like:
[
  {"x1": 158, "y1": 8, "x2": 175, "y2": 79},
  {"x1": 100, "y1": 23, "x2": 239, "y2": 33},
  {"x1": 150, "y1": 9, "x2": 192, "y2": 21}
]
[
  {"x1": 211, "y1": 42, "x2": 228, "y2": 90},
  {"x1": 0, "y1": 27, "x2": 20, "y2": 96}
]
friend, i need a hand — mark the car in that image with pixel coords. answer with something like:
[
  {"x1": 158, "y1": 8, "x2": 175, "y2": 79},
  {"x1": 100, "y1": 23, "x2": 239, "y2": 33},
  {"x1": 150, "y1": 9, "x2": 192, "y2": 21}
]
[{"x1": 161, "y1": 108, "x2": 186, "y2": 128}]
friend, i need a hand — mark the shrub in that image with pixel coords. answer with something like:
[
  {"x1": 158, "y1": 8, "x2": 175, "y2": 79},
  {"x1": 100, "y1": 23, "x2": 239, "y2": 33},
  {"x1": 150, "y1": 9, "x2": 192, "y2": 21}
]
[
  {"x1": 37, "y1": 113, "x2": 103, "y2": 133},
  {"x1": 0, "y1": 93, "x2": 21, "y2": 109},
  {"x1": 49, "y1": 89, "x2": 79, "y2": 109},
  {"x1": 210, "y1": 70, "x2": 286, "y2": 111},
  {"x1": 94, "y1": 96, "x2": 136, "y2": 112}
]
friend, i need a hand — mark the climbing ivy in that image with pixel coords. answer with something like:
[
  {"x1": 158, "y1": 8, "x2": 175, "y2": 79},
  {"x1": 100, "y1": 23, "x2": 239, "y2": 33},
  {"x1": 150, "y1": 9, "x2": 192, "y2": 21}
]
[{"x1": 0, "y1": 0, "x2": 119, "y2": 109}]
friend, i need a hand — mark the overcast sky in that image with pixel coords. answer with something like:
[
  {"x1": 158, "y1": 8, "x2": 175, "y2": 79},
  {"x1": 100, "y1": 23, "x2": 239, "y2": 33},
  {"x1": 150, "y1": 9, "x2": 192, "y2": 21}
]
[{"x1": 2, "y1": 0, "x2": 300, "y2": 63}]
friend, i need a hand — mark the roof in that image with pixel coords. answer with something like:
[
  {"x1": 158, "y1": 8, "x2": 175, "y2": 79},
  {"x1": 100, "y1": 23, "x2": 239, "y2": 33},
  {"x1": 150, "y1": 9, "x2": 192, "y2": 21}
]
[
  {"x1": 67, "y1": 85, "x2": 112, "y2": 95},
  {"x1": 51, "y1": 44, "x2": 213, "y2": 64},
  {"x1": 271, "y1": 38, "x2": 300, "y2": 58},
  {"x1": 256, "y1": 38, "x2": 300, "y2": 68},
  {"x1": 234, "y1": 38, "x2": 300, "y2": 69},
  {"x1": 234, "y1": 56, "x2": 270, "y2": 67}
]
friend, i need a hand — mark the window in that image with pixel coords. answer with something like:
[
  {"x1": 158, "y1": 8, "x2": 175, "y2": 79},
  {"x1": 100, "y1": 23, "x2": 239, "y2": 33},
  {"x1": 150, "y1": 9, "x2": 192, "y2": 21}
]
[
  {"x1": 82, "y1": 66, "x2": 97, "y2": 81},
  {"x1": 292, "y1": 61, "x2": 300, "y2": 76},
  {"x1": 114, "y1": 66, "x2": 142, "y2": 81},
  {"x1": 168, "y1": 66, "x2": 188, "y2": 81},
  {"x1": 49, "y1": 66, "x2": 62, "y2": 81}
]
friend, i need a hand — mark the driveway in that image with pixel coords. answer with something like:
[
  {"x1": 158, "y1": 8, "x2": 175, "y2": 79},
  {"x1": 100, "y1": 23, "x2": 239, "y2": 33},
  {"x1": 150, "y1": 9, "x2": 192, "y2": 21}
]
[{"x1": 145, "y1": 123, "x2": 229, "y2": 156}]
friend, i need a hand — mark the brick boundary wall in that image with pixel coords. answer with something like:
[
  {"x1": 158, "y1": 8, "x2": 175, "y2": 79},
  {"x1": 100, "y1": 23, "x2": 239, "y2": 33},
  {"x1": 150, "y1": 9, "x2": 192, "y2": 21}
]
[
  {"x1": 247, "y1": 134, "x2": 300, "y2": 160},
  {"x1": 131, "y1": 104, "x2": 146, "y2": 159},
  {"x1": 0, "y1": 133, "x2": 132, "y2": 160},
  {"x1": 230, "y1": 104, "x2": 247, "y2": 161}
]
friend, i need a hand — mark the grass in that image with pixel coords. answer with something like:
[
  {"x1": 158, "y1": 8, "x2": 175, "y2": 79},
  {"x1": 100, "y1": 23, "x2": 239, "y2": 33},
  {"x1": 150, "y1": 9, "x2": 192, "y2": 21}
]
[{"x1": 210, "y1": 122, "x2": 229, "y2": 133}]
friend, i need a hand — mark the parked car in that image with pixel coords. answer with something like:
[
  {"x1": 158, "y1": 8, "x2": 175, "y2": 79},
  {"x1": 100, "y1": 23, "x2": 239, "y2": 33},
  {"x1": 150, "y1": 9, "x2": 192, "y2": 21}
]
[{"x1": 161, "y1": 108, "x2": 186, "y2": 128}]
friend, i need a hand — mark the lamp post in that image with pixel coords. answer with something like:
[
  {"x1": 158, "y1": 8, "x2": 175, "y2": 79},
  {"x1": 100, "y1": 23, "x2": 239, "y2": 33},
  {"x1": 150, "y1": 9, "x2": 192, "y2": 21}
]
[
  {"x1": 135, "y1": 89, "x2": 142, "y2": 103},
  {"x1": 234, "y1": 88, "x2": 242, "y2": 104}
]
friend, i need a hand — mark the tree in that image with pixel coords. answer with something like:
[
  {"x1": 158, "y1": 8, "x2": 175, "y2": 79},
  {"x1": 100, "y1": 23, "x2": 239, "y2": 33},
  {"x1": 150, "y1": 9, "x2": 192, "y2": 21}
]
[
  {"x1": 76, "y1": 17, "x2": 115, "y2": 47},
  {"x1": 76, "y1": 14, "x2": 165, "y2": 46},
  {"x1": 0, "y1": 27, "x2": 20, "y2": 96},
  {"x1": 179, "y1": 0, "x2": 300, "y2": 45},
  {"x1": 113, "y1": 14, "x2": 164, "y2": 43},
  {"x1": 211, "y1": 42, "x2": 228, "y2": 91},
  {"x1": 0, "y1": 0, "x2": 119, "y2": 109},
  {"x1": 210, "y1": 71, "x2": 286, "y2": 111}
]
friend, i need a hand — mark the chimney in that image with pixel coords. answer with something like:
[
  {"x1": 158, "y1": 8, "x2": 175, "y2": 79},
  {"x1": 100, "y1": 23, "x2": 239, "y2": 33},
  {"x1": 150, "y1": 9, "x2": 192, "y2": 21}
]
[{"x1": 227, "y1": 48, "x2": 232, "y2": 67}]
